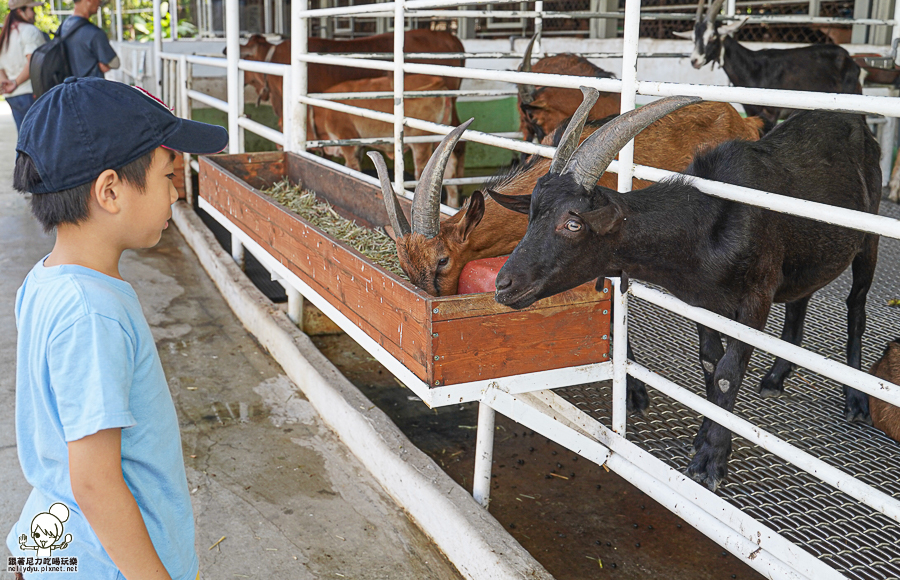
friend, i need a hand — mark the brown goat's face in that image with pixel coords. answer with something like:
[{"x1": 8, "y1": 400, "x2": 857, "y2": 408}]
[{"x1": 395, "y1": 192, "x2": 486, "y2": 296}]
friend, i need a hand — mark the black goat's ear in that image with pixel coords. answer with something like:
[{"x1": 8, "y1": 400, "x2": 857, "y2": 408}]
[
  {"x1": 580, "y1": 200, "x2": 624, "y2": 235},
  {"x1": 487, "y1": 189, "x2": 531, "y2": 214}
]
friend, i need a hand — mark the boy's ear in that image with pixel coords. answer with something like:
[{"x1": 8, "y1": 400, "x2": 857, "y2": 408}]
[{"x1": 92, "y1": 169, "x2": 123, "y2": 215}]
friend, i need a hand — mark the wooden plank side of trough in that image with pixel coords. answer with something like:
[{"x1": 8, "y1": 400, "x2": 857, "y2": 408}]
[
  {"x1": 431, "y1": 301, "x2": 611, "y2": 386},
  {"x1": 199, "y1": 156, "x2": 433, "y2": 379},
  {"x1": 431, "y1": 279, "x2": 613, "y2": 322},
  {"x1": 212, "y1": 151, "x2": 287, "y2": 192}
]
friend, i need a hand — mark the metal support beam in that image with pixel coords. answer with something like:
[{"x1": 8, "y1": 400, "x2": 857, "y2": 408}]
[
  {"x1": 153, "y1": 0, "x2": 163, "y2": 92},
  {"x1": 472, "y1": 403, "x2": 495, "y2": 508}
]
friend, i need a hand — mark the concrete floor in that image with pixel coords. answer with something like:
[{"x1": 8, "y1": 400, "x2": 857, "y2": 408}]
[{"x1": 0, "y1": 101, "x2": 462, "y2": 580}]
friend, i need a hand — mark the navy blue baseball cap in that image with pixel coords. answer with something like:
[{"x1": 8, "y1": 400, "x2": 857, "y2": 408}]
[{"x1": 17, "y1": 77, "x2": 229, "y2": 194}]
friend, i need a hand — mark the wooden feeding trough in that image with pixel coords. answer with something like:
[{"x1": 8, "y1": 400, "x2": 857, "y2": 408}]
[{"x1": 199, "y1": 151, "x2": 611, "y2": 388}]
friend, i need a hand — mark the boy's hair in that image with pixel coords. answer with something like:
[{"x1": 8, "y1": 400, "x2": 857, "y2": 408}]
[{"x1": 14, "y1": 151, "x2": 155, "y2": 233}]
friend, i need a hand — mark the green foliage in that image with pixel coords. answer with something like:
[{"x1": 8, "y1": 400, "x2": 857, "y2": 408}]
[{"x1": 117, "y1": 0, "x2": 196, "y2": 41}]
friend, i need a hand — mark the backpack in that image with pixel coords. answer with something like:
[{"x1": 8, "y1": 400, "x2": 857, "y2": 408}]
[{"x1": 29, "y1": 18, "x2": 90, "y2": 98}]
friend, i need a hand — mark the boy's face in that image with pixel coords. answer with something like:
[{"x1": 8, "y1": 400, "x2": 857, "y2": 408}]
[{"x1": 120, "y1": 147, "x2": 179, "y2": 249}]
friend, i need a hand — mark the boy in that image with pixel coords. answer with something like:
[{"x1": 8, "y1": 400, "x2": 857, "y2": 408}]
[{"x1": 7, "y1": 76, "x2": 228, "y2": 579}]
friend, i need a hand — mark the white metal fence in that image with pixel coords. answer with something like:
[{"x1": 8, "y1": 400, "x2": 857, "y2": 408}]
[{"x1": 158, "y1": 1, "x2": 900, "y2": 577}]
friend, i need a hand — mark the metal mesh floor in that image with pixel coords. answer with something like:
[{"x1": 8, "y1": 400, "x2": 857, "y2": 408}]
[{"x1": 558, "y1": 201, "x2": 900, "y2": 579}]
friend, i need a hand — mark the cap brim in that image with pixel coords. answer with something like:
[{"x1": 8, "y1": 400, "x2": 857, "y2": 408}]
[{"x1": 162, "y1": 118, "x2": 229, "y2": 155}]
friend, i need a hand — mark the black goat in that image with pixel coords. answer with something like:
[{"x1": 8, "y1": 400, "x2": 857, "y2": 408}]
[
  {"x1": 674, "y1": 0, "x2": 862, "y2": 124},
  {"x1": 492, "y1": 89, "x2": 881, "y2": 491}
]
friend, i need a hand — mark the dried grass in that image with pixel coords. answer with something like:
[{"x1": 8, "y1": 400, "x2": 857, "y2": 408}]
[{"x1": 262, "y1": 178, "x2": 407, "y2": 279}]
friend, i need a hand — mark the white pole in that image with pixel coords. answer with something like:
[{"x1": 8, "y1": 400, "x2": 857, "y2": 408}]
[
  {"x1": 206, "y1": 0, "x2": 214, "y2": 36},
  {"x1": 178, "y1": 55, "x2": 193, "y2": 204},
  {"x1": 287, "y1": 287, "x2": 303, "y2": 326},
  {"x1": 291, "y1": 0, "x2": 308, "y2": 152},
  {"x1": 275, "y1": 0, "x2": 284, "y2": 35},
  {"x1": 472, "y1": 403, "x2": 495, "y2": 508},
  {"x1": 264, "y1": 0, "x2": 272, "y2": 33},
  {"x1": 225, "y1": 0, "x2": 243, "y2": 267},
  {"x1": 611, "y1": 277, "x2": 628, "y2": 435},
  {"x1": 170, "y1": 0, "x2": 178, "y2": 40},
  {"x1": 617, "y1": 0, "x2": 640, "y2": 194},
  {"x1": 115, "y1": 0, "x2": 123, "y2": 42},
  {"x1": 393, "y1": 0, "x2": 405, "y2": 195},
  {"x1": 153, "y1": 0, "x2": 163, "y2": 93},
  {"x1": 726, "y1": 0, "x2": 736, "y2": 16},
  {"x1": 535, "y1": 0, "x2": 543, "y2": 37},
  {"x1": 892, "y1": 0, "x2": 900, "y2": 57}
]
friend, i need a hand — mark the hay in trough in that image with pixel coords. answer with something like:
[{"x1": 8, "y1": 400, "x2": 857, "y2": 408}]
[{"x1": 262, "y1": 178, "x2": 408, "y2": 280}]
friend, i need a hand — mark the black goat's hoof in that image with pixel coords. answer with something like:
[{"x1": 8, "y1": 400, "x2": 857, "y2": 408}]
[
  {"x1": 626, "y1": 376, "x2": 650, "y2": 417},
  {"x1": 844, "y1": 408, "x2": 873, "y2": 425},
  {"x1": 685, "y1": 446, "x2": 729, "y2": 493},
  {"x1": 758, "y1": 385, "x2": 785, "y2": 399}
]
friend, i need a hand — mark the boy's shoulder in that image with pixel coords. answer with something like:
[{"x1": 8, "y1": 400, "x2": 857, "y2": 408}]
[{"x1": 19, "y1": 261, "x2": 139, "y2": 336}]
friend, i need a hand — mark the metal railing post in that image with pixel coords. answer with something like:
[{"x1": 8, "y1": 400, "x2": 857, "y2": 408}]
[
  {"x1": 115, "y1": 0, "x2": 123, "y2": 42},
  {"x1": 616, "y1": 0, "x2": 640, "y2": 194},
  {"x1": 292, "y1": 0, "x2": 308, "y2": 153},
  {"x1": 472, "y1": 402, "x2": 496, "y2": 508},
  {"x1": 170, "y1": 0, "x2": 178, "y2": 40},
  {"x1": 225, "y1": 0, "x2": 244, "y2": 268},
  {"x1": 612, "y1": 277, "x2": 629, "y2": 435},
  {"x1": 393, "y1": 0, "x2": 406, "y2": 195},
  {"x1": 178, "y1": 55, "x2": 193, "y2": 205},
  {"x1": 153, "y1": 0, "x2": 163, "y2": 94}
]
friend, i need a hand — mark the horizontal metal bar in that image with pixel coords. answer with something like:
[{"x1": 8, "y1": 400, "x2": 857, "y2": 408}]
[
  {"x1": 627, "y1": 361, "x2": 900, "y2": 524},
  {"x1": 628, "y1": 165, "x2": 900, "y2": 241},
  {"x1": 185, "y1": 54, "x2": 228, "y2": 68},
  {"x1": 306, "y1": 131, "x2": 522, "y2": 148},
  {"x1": 239, "y1": 59, "x2": 289, "y2": 76},
  {"x1": 630, "y1": 282, "x2": 900, "y2": 407},
  {"x1": 309, "y1": 89, "x2": 518, "y2": 100},
  {"x1": 187, "y1": 89, "x2": 229, "y2": 112},
  {"x1": 236, "y1": 116, "x2": 285, "y2": 146},
  {"x1": 295, "y1": 0, "x2": 508, "y2": 18},
  {"x1": 310, "y1": 52, "x2": 689, "y2": 61},
  {"x1": 526, "y1": 390, "x2": 846, "y2": 580},
  {"x1": 484, "y1": 389, "x2": 611, "y2": 468}
]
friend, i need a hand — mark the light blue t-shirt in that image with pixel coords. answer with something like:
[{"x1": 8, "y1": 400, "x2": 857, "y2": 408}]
[{"x1": 7, "y1": 259, "x2": 198, "y2": 580}]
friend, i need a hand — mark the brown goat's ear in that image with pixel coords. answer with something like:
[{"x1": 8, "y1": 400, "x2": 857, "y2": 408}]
[
  {"x1": 457, "y1": 191, "x2": 485, "y2": 242},
  {"x1": 580, "y1": 200, "x2": 624, "y2": 235},
  {"x1": 487, "y1": 189, "x2": 531, "y2": 214}
]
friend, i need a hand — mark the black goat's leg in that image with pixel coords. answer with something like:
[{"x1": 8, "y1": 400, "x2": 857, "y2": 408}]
[
  {"x1": 759, "y1": 295, "x2": 811, "y2": 398},
  {"x1": 687, "y1": 293, "x2": 771, "y2": 492},
  {"x1": 609, "y1": 298, "x2": 650, "y2": 416},
  {"x1": 691, "y1": 324, "x2": 725, "y2": 456},
  {"x1": 844, "y1": 234, "x2": 879, "y2": 424}
]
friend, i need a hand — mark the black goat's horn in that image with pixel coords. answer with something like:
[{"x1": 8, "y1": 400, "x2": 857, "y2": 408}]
[
  {"x1": 518, "y1": 32, "x2": 539, "y2": 106},
  {"x1": 694, "y1": 0, "x2": 706, "y2": 21},
  {"x1": 412, "y1": 118, "x2": 474, "y2": 239},
  {"x1": 368, "y1": 151, "x2": 411, "y2": 239},
  {"x1": 564, "y1": 96, "x2": 702, "y2": 191},
  {"x1": 550, "y1": 86, "x2": 600, "y2": 175},
  {"x1": 706, "y1": 0, "x2": 725, "y2": 22}
]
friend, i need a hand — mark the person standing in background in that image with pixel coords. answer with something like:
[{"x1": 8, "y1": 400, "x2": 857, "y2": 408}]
[
  {"x1": 58, "y1": 0, "x2": 119, "y2": 78},
  {"x1": 0, "y1": 0, "x2": 47, "y2": 131}
]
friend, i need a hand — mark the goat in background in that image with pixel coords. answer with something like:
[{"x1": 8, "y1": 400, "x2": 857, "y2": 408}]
[
  {"x1": 492, "y1": 89, "x2": 881, "y2": 491},
  {"x1": 674, "y1": 0, "x2": 861, "y2": 124},
  {"x1": 870, "y1": 340, "x2": 900, "y2": 443}
]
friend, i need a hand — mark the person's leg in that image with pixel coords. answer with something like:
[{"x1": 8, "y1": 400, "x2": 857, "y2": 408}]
[{"x1": 6, "y1": 94, "x2": 37, "y2": 131}]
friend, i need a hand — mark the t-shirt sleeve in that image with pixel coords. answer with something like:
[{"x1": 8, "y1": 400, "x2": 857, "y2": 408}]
[
  {"x1": 48, "y1": 313, "x2": 137, "y2": 442},
  {"x1": 90, "y1": 28, "x2": 118, "y2": 66},
  {"x1": 21, "y1": 26, "x2": 46, "y2": 57}
]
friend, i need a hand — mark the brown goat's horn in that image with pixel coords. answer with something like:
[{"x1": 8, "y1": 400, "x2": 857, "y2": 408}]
[
  {"x1": 694, "y1": 0, "x2": 706, "y2": 21},
  {"x1": 706, "y1": 0, "x2": 725, "y2": 22},
  {"x1": 517, "y1": 32, "x2": 539, "y2": 106},
  {"x1": 368, "y1": 151, "x2": 411, "y2": 239},
  {"x1": 549, "y1": 87, "x2": 600, "y2": 175},
  {"x1": 564, "y1": 96, "x2": 702, "y2": 191},
  {"x1": 411, "y1": 118, "x2": 475, "y2": 239}
]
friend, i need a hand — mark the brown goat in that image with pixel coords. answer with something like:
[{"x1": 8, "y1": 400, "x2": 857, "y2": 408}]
[
  {"x1": 385, "y1": 101, "x2": 765, "y2": 296},
  {"x1": 518, "y1": 36, "x2": 620, "y2": 143},
  {"x1": 869, "y1": 340, "x2": 900, "y2": 443},
  {"x1": 310, "y1": 75, "x2": 461, "y2": 204}
]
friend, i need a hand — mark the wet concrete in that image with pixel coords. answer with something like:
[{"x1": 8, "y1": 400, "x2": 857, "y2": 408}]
[
  {"x1": 0, "y1": 101, "x2": 461, "y2": 580},
  {"x1": 312, "y1": 334, "x2": 765, "y2": 580}
]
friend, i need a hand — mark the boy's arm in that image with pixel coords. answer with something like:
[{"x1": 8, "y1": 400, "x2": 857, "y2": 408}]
[{"x1": 69, "y1": 428, "x2": 172, "y2": 580}]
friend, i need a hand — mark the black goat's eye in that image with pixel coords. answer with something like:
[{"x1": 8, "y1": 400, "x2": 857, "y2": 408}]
[
  {"x1": 565, "y1": 219, "x2": 582, "y2": 232},
  {"x1": 437, "y1": 257, "x2": 449, "y2": 268}
]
